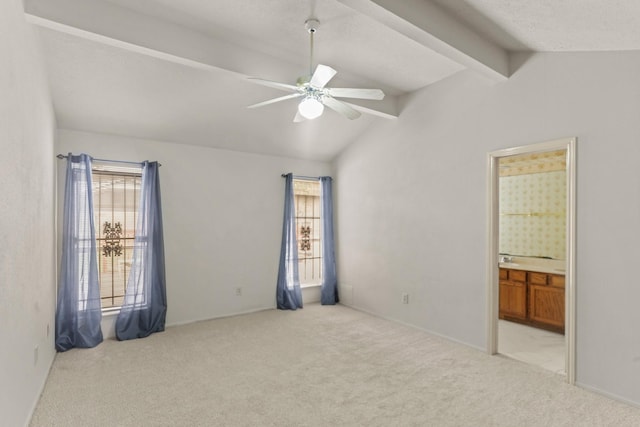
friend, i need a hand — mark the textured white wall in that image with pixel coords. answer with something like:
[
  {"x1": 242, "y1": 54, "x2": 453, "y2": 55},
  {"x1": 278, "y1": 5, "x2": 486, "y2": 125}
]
[
  {"x1": 334, "y1": 51, "x2": 640, "y2": 405},
  {"x1": 57, "y1": 130, "x2": 330, "y2": 333},
  {"x1": 0, "y1": 1, "x2": 57, "y2": 425}
]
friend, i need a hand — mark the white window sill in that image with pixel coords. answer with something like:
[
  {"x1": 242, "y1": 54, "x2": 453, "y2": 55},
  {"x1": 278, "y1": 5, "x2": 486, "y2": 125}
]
[
  {"x1": 300, "y1": 283, "x2": 321, "y2": 289},
  {"x1": 101, "y1": 308, "x2": 121, "y2": 317}
]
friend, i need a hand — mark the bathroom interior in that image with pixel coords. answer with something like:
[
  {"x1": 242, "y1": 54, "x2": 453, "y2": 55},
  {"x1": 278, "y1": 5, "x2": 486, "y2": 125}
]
[{"x1": 497, "y1": 149, "x2": 567, "y2": 374}]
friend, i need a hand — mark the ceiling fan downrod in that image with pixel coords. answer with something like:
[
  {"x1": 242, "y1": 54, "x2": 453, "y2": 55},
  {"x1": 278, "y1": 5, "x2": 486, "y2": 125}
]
[{"x1": 305, "y1": 19, "x2": 320, "y2": 79}]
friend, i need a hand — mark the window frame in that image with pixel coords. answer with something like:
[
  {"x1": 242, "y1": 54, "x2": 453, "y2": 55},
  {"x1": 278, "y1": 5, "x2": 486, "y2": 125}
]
[
  {"x1": 91, "y1": 164, "x2": 142, "y2": 312},
  {"x1": 293, "y1": 178, "x2": 323, "y2": 287}
]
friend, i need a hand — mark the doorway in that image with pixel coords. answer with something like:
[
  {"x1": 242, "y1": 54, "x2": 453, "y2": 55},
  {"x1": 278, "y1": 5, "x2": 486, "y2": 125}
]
[{"x1": 486, "y1": 137, "x2": 576, "y2": 384}]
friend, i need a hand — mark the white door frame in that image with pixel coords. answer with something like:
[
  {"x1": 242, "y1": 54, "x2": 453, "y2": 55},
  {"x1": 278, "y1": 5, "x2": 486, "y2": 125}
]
[{"x1": 486, "y1": 137, "x2": 577, "y2": 384}]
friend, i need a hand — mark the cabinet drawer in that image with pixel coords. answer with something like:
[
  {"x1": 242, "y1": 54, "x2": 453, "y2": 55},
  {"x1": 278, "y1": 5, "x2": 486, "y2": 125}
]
[
  {"x1": 499, "y1": 269, "x2": 508, "y2": 280},
  {"x1": 529, "y1": 272, "x2": 548, "y2": 285},
  {"x1": 550, "y1": 274, "x2": 565, "y2": 288},
  {"x1": 509, "y1": 269, "x2": 527, "y2": 282}
]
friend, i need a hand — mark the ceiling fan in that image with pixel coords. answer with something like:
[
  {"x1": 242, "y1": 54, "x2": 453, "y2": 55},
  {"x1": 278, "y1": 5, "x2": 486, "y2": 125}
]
[{"x1": 247, "y1": 19, "x2": 385, "y2": 121}]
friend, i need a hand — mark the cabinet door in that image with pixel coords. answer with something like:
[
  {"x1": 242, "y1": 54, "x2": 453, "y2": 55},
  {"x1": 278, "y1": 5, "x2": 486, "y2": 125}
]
[
  {"x1": 499, "y1": 280, "x2": 527, "y2": 320},
  {"x1": 529, "y1": 284, "x2": 564, "y2": 329}
]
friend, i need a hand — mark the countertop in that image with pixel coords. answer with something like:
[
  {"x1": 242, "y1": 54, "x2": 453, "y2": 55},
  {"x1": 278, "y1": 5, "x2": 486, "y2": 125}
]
[{"x1": 499, "y1": 256, "x2": 565, "y2": 275}]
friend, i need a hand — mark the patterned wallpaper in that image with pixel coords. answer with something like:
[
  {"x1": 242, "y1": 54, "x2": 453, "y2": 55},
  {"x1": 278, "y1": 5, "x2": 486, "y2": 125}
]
[
  {"x1": 499, "y1": 150, "x2": 566, "y2": 176},
  {"x1": 499, "y1": 170, "x2": 566, "y2": 260}
]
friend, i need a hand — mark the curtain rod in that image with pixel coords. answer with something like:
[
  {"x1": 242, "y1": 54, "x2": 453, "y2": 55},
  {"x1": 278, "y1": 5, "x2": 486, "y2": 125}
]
[
  {"x1": 281, "y1": 173, "x2": 326, "y2": 180},
  {"x1": 56, "y1": 154, "x2": 161, "y2": 167}
]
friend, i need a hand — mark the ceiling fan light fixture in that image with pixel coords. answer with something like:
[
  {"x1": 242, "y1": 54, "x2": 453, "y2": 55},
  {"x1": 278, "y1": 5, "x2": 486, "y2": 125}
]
[{"x1": 298, "y1": 96, "x2": 324, "y2": 119}]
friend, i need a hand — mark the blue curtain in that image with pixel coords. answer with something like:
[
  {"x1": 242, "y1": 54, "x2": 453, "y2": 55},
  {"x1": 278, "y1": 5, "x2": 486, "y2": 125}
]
[
  {"x1": 115, "y1": 161, "x2": 167, "y2": 340},
  {"x1": 320, "y1": 177, "x2": 339, "y2": 305},
  {"x1": 276, "y1": 173, "x2": 303, "y2": 310},
  {"x1": 55, "y1": 154, "x2": 103, "y2": 351}
]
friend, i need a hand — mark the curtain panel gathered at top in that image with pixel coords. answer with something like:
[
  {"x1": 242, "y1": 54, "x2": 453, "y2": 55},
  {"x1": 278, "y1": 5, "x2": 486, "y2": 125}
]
[
  {"x1": 115, "y1": 161, "x2": 167, "y2": 340},
  {"x1": 55, "y1": 154, "x2": 103, "y2": 352},
  {"x1": 319, "y1": 177, "x2": 339, "y2": 305},
  {"x1": 276, "y1": 173, "x2": 303, "y2": 310}
]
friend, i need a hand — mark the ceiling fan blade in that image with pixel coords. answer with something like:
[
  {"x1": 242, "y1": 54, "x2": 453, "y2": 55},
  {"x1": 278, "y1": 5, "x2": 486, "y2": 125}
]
[
  {"x1": 293, "y1": 111, "x2": 306, "y2": 123},
  {"x1": 309, "y1": 64, "x2": 337, "y2": 88},
  {"x1": 322, "y1": 96, "x2": 361, "y2": 120},
  {"x1": 326, "y1": 88, "x2": 385, "y2": 100},
  {"x1": 248, "y1": 93, "x2": 303, "y2": 109},
  {"x1": 247, "y1": 77, "x2": 299, "y2": 93}
]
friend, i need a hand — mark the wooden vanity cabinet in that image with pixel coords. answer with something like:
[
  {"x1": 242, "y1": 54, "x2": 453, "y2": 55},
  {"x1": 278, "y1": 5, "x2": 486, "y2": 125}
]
[
  {"x1": 499, "y1": 269, "x2": 527, "y2": 320},
  {"x1": 499, "y1": 268, "x2": 565, "y2": 333},
  {"x1": 529, "y1": 274, "x2": 565, "y2": 331}
]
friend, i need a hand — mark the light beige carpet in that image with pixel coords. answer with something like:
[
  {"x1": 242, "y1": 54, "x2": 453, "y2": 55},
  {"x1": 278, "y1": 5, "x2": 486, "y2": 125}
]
[{"x1": 31, "y1": 304, "x2": 640, "y2": 426}]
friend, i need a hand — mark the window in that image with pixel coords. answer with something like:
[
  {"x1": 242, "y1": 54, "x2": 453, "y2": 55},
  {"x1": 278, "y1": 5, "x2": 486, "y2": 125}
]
[
  {"x1": 92, "y1": 164, "x2": 142, "y2": 310},
  {"x1": 293, "y1": 179, "x2": 322, "y2": 285}
]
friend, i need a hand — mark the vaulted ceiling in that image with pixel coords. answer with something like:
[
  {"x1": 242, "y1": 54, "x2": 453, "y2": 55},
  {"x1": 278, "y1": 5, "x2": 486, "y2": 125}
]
[{"x1": 25, "y1": 0, "x2": 640, "y2": 161}]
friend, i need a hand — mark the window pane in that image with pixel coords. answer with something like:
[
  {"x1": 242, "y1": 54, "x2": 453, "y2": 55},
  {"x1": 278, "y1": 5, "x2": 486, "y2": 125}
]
[
  {"x1": 93, "y1": 169, "x2": 141, "y2": 309},
  {"x1": 293, "y1": 179, "x2": 322, "y2": 284}
]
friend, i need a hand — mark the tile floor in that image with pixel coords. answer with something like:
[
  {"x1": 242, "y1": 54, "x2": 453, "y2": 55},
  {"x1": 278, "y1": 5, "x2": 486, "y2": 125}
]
[{"x1": 498, "y1": 319, "x2": 565, "y2": 374}]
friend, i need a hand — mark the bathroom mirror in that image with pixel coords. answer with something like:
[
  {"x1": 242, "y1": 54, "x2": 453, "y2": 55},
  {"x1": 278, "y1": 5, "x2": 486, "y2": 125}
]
[{"x1": 498, "y1": 150, "x2": 566, "y2": 261}]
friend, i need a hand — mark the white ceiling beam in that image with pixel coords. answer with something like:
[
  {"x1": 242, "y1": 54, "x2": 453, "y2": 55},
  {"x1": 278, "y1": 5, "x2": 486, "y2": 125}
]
[
  {"x1": 24, "y1": 0, "x2": 399, "y2": 118},
  {"x1": 24, "y1": 0, "x2": 294, "y2": 78},
  {"x1": 337, "y1": 0, "x2": 510, "y2": 82}
]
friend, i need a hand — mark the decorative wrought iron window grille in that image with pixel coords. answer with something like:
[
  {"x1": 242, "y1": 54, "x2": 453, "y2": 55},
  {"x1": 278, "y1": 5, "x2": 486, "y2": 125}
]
[
  {"x1": 102, "y1": 221, "x2": 123, "y2": 257},
  {"x1": 299, "y1": 225, "x2": 312, "y2": 251}
]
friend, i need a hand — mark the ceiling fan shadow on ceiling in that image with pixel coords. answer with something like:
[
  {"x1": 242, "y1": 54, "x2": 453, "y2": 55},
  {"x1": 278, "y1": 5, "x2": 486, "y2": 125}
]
[{"x1": 247, "y1": 18, "x2": 385, "y2": 122}]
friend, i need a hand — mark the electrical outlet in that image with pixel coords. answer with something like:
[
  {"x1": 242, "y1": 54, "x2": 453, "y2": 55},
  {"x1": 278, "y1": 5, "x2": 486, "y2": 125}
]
[
  {"x1": 235, "y1": 287, "x2": 242, "y2": 296},
  {"x1": 402, "y1": 293, "x2": 409, "y2": 304},
  {"x1": 34, "y1": 346, "x2": 39, "y2": 366}
]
